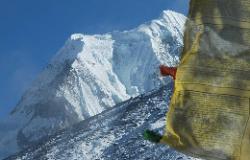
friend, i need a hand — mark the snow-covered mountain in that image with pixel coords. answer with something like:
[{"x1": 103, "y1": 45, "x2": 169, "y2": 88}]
[
  {"x1": 0, "y1": 10, "x2": 186, "y2": 159},
  {"x1": 5, "y1": 85, "x2": 199, "y2": 160}
]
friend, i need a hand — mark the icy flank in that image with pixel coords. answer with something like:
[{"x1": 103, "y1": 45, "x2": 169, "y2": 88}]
[
  {"x1": 6, "y1": 86, "x2": 200, "y2": 160},
  {"x1": 0, "y1": 10, "x2": 186, "y2": 159}
]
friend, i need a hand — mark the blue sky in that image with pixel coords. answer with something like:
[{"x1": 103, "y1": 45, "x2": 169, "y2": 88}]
[{"x1": 0, "y1": 0, "x2": 189, "y2": 118}]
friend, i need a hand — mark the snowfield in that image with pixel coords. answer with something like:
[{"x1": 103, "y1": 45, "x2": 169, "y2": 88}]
[{"x1": 6, "y1": 85, "x2": 200, "y2": 160}]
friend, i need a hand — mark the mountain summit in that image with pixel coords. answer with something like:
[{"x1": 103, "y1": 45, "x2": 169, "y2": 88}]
[{"x1": 0, "y1": 10, "x2": 186, "y2": 159}]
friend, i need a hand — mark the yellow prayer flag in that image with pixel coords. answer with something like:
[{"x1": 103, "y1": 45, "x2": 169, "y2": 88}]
[{"x1": 161, "y1": 0, "x2": 250, "y2": 159}]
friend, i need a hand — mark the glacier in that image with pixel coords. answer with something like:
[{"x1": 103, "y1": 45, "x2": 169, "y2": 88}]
[{"x1": 0, "y1": 10, "x2": 187, "y2": 159}]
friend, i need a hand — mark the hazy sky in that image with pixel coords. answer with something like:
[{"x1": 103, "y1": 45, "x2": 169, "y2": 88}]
[{"x1": 0, "y1": 0, "x2": 189, "y2": 118}]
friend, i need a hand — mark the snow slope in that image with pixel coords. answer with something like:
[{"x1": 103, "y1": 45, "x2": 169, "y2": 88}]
[
  {"x1": 6, "y1": 85, "x2": 200, "y2": 160},
  {"x1": 0, "y1": 10, "x2": 186, "y2": 159}
]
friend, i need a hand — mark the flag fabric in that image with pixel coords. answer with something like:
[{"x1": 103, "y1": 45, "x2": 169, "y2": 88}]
[{"x1": 161, "y1": 0, "x2": 250, "y2": 159}]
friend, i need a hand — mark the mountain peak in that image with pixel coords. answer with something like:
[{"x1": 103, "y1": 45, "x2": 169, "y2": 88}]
[
  {"x1": 0, "y1": 10, "x2": 187, "y2": 159},
  {"x1": 162, "y1": 9, "x2": 183, "y2": 17}
]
